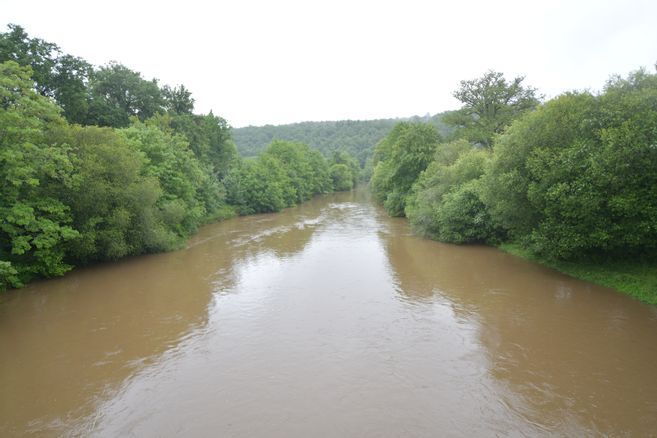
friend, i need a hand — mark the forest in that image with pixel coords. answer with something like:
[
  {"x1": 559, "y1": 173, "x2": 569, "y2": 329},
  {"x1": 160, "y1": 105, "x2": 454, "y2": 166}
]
[
  {"x1": 370, "y1": 70, "x2": 657, "y2": 303},
  {"x1": 0, "y1": 25, "x2": 359, "y2": 290},
  {"x1": 233, "y1": 114, "x2": 453, "y2": 165}
]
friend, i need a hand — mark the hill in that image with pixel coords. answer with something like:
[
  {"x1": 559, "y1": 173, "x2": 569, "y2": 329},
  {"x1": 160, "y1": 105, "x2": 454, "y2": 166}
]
[{"x1": 232, "y1": 112, "x2": 454, "y2": 164}]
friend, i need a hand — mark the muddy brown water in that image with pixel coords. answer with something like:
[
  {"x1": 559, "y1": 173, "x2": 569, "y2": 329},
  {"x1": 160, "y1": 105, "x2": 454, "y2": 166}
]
[{"x1": 1, "y1": 190, "x2": 656, "y2": 437}]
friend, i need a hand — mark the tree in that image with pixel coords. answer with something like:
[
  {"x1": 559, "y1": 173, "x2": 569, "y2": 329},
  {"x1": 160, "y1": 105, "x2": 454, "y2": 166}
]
[
  {"x1": 162, "y1": 84, "x2": 195, "y2": 114},
  {"x1": 0, "y1": 61, "x2": 78, "y2": 288},
  {"x1": 330, "y1": 164, "x2": 353, "y2": 191},
  {"x1": 444, "y1": 70, "x2": 540, "y2": 148},
  {"x1": 58, "y1": 125, "x2": 175, "y2": 263},
  {"x1": 370, "y1": 123, "x2": 441, "y2": 216},
  {"x1": 405, "y1": 142, "x2": 499, "y2": 243},
  {"x1": 263, "y1": 141, "x2": 328, "y2": 204},
  {"x1": 482, "y1": 68, "x2": 657, "y2": 260},
  {"x1": 223, "y1": 157, "x2": 292, "y2": 214},
  {"x1": 331, "y1": 150, "x2": 359, "y2": 187},
  {"x1": 0, "y1": 24, "x2": 92, "y2": 124},
  {"x1": 86, "y1": 62, "x2": 164, "y2": 127},
  {"x1": 166, "y1": 111, "x2": 237, "y2": 179},
  {"x1": 120, "y1": 121, "x2": 224, "y2": 237}
]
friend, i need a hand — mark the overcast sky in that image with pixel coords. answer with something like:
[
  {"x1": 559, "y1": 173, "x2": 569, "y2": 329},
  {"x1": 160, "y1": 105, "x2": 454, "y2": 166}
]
[{"x1": 2, "y1": 0, "x2": 656, "y2": 127}]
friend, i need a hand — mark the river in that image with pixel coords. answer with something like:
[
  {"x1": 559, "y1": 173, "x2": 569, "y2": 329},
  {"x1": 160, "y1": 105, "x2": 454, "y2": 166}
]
[{"x1": 1, "y1": 189, "x2": 656, "y2": 437}]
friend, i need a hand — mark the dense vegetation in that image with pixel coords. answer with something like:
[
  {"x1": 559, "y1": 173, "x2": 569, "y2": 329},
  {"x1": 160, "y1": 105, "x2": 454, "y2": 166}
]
[
  {"x1": 233, "y1": 114, "x2": 454, "y2": 165},
  {"x1": 371, "y1": 69, "x2": 657, "y2": 303},
  {"x1": 0, "y1": 25, "x2": 359, "y2": 290}
]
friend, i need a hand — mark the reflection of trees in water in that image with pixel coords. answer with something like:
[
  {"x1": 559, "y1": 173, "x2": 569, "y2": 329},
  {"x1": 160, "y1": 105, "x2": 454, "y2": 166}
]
[
  {"x1": 0, "y1": 195, "x2": 327, "y2": 435},
  {"x1": 380, "y1": 223, "x2": 657, "y2": 435}
]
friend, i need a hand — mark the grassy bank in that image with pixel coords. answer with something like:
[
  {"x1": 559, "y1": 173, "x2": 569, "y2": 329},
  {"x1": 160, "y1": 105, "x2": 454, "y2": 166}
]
[{"x1": 499, "y1": 243, "x2": 657, "y2": 305}]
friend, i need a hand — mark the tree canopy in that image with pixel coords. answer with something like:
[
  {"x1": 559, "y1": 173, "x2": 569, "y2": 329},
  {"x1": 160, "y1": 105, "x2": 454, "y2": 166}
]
[{"x1": 443, "y1": 70, "x2": 540, "y2": 148}]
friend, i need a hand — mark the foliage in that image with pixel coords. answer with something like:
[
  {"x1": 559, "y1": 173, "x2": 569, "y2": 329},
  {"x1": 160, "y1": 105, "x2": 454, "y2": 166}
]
[
  {"x1": 232, "y1": 113, "x2": 453, "y2": 165},
  {"x1": 483, "y1": 70, "x2": 657, "y2": 260},
  {"x1": 0, "y1": 24, "x2": 212, "y2": 130},
  {"x1": 0, "y1": 61, "x2": 78, "y2": 287},
  {"x1": 0, "y1": 24, "x2": 92, "y2": 124},
  {"x1": 330, "y1": 164, "x2": 354, "y2": 191},
  {"x1": 224, "y1": 140, "x2": 332, "y2": 215},
  {"x1": 57, "y1": 125, "x2": 176, "y2": 263},
  {"x1": 406, "y1": 143, "x2": 499, "y2": 243},
  {"x1": 162, "y1": 84, "x2": 194, "y2": 114},
  {"x1": 85, "y1": 62, "x2": 165, "y2": 128},
  {"x1": 120, "y1": 121, "x2": 225, "y2": 237},
  {"x1": 330, "y1": 150, "x2": 359, "y2": 190},
  {"x1": 443, "y1": 70, "x2": 540, "y2": 148},
  {"x1": 224, "y1": 157, "x2": 291, "y2": 214},
  {"x1": 263, "y1": 141, "x2": 325, "y2": 204},
  {"x1": 370, "y1": 122, "x2": 441, "y2": 216}
]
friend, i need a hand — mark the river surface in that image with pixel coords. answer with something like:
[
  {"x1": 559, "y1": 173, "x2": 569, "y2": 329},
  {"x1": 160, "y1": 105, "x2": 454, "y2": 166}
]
[{"x1": 1, "y1": 190, "x2": 656, "y2": 437}]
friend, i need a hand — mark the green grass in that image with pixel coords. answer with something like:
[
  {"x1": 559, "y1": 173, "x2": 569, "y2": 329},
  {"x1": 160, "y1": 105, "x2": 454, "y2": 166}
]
[{"x1": 499, "y1": 243, "x2": 657, "y2": 305}]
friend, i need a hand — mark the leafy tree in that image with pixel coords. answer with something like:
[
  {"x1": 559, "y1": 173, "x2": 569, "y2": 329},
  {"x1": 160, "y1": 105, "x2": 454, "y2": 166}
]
[
  {"x1": 404, "y1": 140, "x2": 471, "y2": 236},
  {"x1": 167, "y1": 111, "x2": 237, "y2": 178},
  {"x1": 162, "y1": 84, "x2": 194, "y2": 114},
  {"x1": 370, "y1": 122, "x2": 441, "y2": 216},
  {"x1": 223, "y1": 157, "x2": 292, "y2": 214},
  {"x1": 57, "y1": 125, "x2": 175, "y2": 262},
  {"x1": 263, "y1": 141, "x2": 329, "y2": 204},
  {"x1": 406, "y1": 142, "x2": 498, "y2": 243},
  {"x1": 331, "y1": 150, "x2": 359, "y2": 188},
  {"x1": 481, "y1": 92, "x2": 596, "y2": 242},
  {"x1": 307, "y1": 148, "x2": 333, "y2": 194},
  {"x1": 0, "y1": 61, "x2": 78, "y2": 288},
  {"x1": 86, "y1": 62, "x2": 164, "y2": 127},
  {"x1": 0, "y1": 24, "x2": 92, "y2": 124},
  {"x1": 330, "y1": 164, "x2": 354, "y2": 191},
  {"x1": 444, "y1": 70, "x2": 540, "y2": 148},
  {"x1": 483, "y1": 69, "x2": 657, "y2": 259},
  {"x1": 120, "y1": 121, "x2": 224, "y2": 237}
]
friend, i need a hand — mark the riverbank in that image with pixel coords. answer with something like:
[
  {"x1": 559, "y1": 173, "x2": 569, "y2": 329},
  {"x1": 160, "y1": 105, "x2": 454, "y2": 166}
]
[{"x1": 499, "y1": 243, "x2": 657, "y2": 305}]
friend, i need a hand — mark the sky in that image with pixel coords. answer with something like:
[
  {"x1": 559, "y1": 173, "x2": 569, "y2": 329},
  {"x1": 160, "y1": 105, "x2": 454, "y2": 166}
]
[{"x1": 2, "y1": 0, "x2": 656, "y2": 127}]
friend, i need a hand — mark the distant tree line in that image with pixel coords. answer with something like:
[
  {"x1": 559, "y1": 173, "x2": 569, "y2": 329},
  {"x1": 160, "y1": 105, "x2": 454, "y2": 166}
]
[
  {"x1": 232, "y1": 114, "x2": 454, "y2": 165},
  {"x1": 371, "y1": 69, "x2": 657, "y2": 262},
  {"x1": 0, "y1": 25, "x2": 360, "y2": 290}
]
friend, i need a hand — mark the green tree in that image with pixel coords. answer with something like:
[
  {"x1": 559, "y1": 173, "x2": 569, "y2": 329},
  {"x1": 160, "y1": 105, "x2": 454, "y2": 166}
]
[
  {"x1": 444, "y1": 70, "x2": 540, "y2": 148},
  {"x1": 162, "y1": 84, "x2": 195, "y2": 114},
  {"x1": 483, "y1": 68, "x2": 657, "y2": 259},
  {"x1": 223, "y1": 157, "x2": 292, "y2": 214},
  {"x1": 0, "y1": 24, "x2": 92, "y2": 124},
  {"x1": 406, "y1": 142, "x2": 498, "y2": 243},
  {"x1": 167, "y1": 111, "x2": 237, "y2": 179},
  {"x1": 0, "y1": 61, "x2": 78, "y2": 288},
  {"x1": 370, "y1": 122, "x2": 441, "y2": 216},
  {"x1": 58, "y1": 125, "x2": 175, "y2": 263},
  {"x1": 86, "y1": 62, "x2": 164, "y2": 127},
  {"x1": 263, "y1": 141, "x2": 328, "y2": 204},
  {"x1": 331, "y1": 150, "x2": 359, "y2": 188},
  {"x1": 120, "y1": 121, "x2": 224, "y2": 237},
  {"x1": 330, "y1": 164, "x2": 353, "y2": 191}
]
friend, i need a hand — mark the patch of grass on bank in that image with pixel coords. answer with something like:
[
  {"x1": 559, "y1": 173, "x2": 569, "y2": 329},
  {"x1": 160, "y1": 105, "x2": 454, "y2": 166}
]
[{"x1": 499, "y1": 243, "x2": 657, "y2": 305}]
